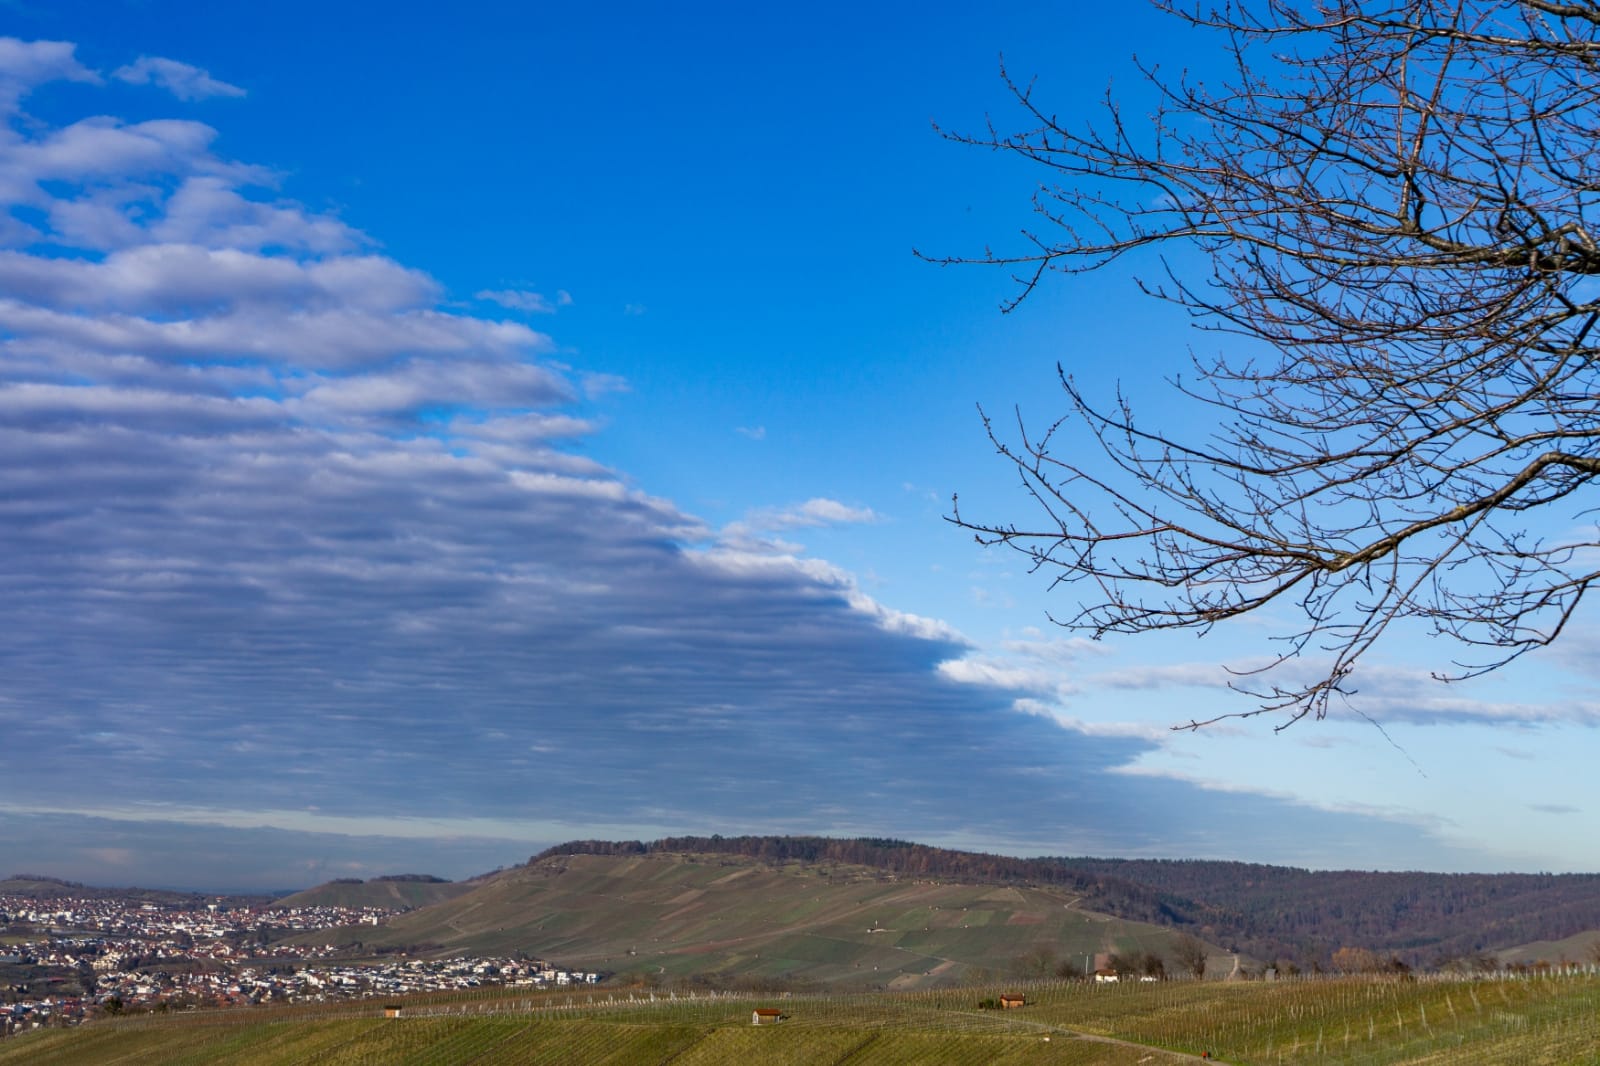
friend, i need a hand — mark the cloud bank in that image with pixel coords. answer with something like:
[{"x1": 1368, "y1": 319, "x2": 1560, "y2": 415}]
[{"x1": 0, "y1": 39, "x2": 1497, "y2": 888}]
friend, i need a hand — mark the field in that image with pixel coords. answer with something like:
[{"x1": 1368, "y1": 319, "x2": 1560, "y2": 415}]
[{"x1": 5, "y1": 971, "x2": 1598, "y2": 1064}]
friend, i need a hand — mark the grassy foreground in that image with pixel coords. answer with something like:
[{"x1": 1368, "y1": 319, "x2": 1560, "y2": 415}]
[{"x1": 3, "y1": 972, "x2": 1597, "y2": 1064}]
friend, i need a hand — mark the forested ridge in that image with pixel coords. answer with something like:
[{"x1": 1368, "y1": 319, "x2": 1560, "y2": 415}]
[
  {"x1": 533, "y1": 838, "x2": 1600, "y2": 967},
  {"x1": 1053, "y1": 858, "x2": 1600, "y2": 965}
]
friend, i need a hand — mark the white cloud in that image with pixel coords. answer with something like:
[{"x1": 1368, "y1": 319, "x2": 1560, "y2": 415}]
[
  {"x1": 1323, "y1": 662, "x2": 1600, "y2": 727},
  {"x1": 0, "y1": 38, "x2": 101, "y2": 114},
  {"x1": 0, "y1": 298, "x2": 550, "y2": 370},
  {"x1": 295, "y1": 358, "x2": 571, "y2": 417},
  {"x1": 1012, "y1": 699, "x2": 1171, "y2": 741},
  {"x1": 112, "y1": 56, "x2": 245, "y2": 101},
  {"x1": 691, "y1": 544, "x2": 853, "y2": 585},
  {"x1": 937, "y1": 655, "x2": 1073, "y2": 696},
  {"x1": 8, "y1": 117, "x2": 249, "y2": 188},
  {"x1": 154, "y1": 177, "x2": 359, "y2": 253},
  {"x1": 0, "y1": 382, "x2": 281, "y2": 431},
  {"x1": 998, "y1": 628, "x2": 1107, "y2": 662},
  {"x1": 845, "y1": 589, "x2": 963, "y2": 644},
  {"x1": 477, "y1": 288, "x2": 572, "y2": 313},
  {"x1": 0, "y1": 246, "x2": 437, "y2": 314},
  {"x1": 788, "y1": 498, "x2": 878, "y2": 525},
  {"x1": 690, "y1": 545, "x2": 961, "y2": 643},
  {"x1": 451, "y1": 411, "x2": 597, "y2": 443},
  {"x1": 1088, "y1": 661, "x2": 1243, "y2": 690},
  {"x1": 1073, "y1": 653, "x2": 1600, "y2": 728},
  {"x1": 936, "y1": 627, "x2": 1110, "y2": 700},
  {"x1": 729, "y1": 497, "x2": 881, "y2": 536}
]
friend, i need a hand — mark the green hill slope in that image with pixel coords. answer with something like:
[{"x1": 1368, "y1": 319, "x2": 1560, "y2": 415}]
[
  {"x1": 272, "y1": 877, "x2": 469, "y2": 911},
  {"x1": 304, "y1": 852, "x2": 1216, "y2": 988}
]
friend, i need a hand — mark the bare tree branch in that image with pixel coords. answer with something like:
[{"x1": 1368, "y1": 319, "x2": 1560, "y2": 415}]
[{"x1": 938, "y1": 0, "x2": 1600, "y2": 725}]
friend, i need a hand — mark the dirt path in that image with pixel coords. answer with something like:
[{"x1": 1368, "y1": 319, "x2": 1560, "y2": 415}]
[{"x1": 1001, "y1": 1017, "x2": 1227, "y2": 1064}]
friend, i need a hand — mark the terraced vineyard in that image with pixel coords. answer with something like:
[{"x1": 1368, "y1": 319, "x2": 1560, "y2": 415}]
[
  {"x1": 310, "y1": 851, "x2": 1200, "y2": 989},
  {"x1": 5, "y1": 971, "x2": 1598, "y2": 1064}
]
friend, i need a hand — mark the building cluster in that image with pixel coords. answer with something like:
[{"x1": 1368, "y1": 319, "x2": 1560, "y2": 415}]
[
  {"x1": 0, "y1": 892, "x2": 598, "y2": 1035},
  {"x1": 91, "y1": 955, "x2": 600, "y2": 1011},
  {"x1": 0, "y1": 997, "x2": 84, "y2": 1035},
  {"x1": 3, "y1": 897, "x2": 402, "y2": 940}
]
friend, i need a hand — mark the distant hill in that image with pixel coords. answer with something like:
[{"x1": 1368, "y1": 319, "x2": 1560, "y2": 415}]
[
  {"x1": 272, "y1": 876, "x2": 469, "y2": 911},
  {"x1": 293, "y1": 846, "x2": 1224, "y2": 989},
  {"x1": 524, "y1": 837, "x2": 1600, "y2": 968},
  {"x1": 0, "y1": 874, "x2": 269, "y2": 908},
  {"x1": 14, "y1": 838, "x2": 1600, "y2": 974},
  {"x1": 408, "y1": 838, "x2": 1600, "y2": 973}
]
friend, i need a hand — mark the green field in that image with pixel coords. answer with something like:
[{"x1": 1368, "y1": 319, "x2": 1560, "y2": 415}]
[{"x1": 5, "y1": 972, "x2": 1598, "y2": 1064}]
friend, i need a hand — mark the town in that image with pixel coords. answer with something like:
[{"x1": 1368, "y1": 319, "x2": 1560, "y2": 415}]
[{"x1": 0, "y1": 891, "x2": 600, "y2": 1036}]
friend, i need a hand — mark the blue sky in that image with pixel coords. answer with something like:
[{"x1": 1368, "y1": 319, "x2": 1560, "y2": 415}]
[{"x1": 1, "y1": 2, "x2": 1595, "y2": 892}]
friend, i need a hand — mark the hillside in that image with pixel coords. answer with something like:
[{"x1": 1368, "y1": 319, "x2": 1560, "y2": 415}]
[
  {"x1": 302, "y1": 850, "x2": 1220, "y2": 989},
  {"x1": 0, "y1": 875, "x2": 267, "y2": 908},
  {"x1": 1052, "y1": 857, "x2": 1600, "y2": 966},
  {"x1": 532, "y1": 837, "x2": 1203, "y2": 926},
  {"x1": 508, "y1": 838, "x2": 1600, "y2": 970},
  {"x1": 272, "y1": 876, "x2": 469, "y2": 911},
  {"x1": 14, "y1": 837, "x2": 1600, "y2": 975}
]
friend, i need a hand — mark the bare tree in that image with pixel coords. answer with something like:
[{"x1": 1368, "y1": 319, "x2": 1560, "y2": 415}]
[
  {"x1": 1173, "y1": 931, "x2": 1209, "y2": 979},
  {"x1": 1330, "y1": 945, "x2": 1384, "y2": 974},
  {"x1": 1015, "y1": 943, "x2": 1058, "y2": 978},
  {"x1": 938, "y1": 1, "x2": 1600, "y2": 727}
]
